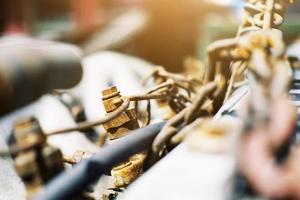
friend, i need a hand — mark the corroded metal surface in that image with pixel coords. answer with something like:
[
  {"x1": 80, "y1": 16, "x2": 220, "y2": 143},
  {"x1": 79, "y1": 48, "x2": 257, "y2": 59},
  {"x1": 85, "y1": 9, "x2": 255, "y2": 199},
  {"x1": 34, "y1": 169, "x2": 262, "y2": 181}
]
[
  {"x1": 151, "y1": 0, "x2": 295, "y2": 157},
  {"x1": 10, "y1": 118, "x2": 64, "y2": 198},
  {"x1": 102, "y1": 86, "x2": 146, "y2": 191}
]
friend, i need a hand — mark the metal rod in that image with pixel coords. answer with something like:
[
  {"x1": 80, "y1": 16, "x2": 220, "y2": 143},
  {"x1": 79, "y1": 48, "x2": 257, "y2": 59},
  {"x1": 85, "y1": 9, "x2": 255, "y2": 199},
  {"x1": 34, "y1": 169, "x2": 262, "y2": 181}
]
[{"x1": 33, "y1": 122, "x2": 166, "y2": 200}]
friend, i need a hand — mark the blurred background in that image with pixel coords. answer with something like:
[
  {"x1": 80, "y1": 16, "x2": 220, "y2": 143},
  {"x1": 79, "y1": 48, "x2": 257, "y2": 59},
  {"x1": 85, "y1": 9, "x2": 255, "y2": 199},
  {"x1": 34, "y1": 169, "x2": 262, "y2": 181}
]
[{"x1": 0, "y1": 0, "x2": 299, "y2": 72}]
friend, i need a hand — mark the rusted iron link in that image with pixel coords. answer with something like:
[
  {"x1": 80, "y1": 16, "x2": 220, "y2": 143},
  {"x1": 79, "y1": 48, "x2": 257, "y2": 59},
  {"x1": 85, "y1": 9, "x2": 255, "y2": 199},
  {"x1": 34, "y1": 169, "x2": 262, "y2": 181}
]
[
  {"x1": 239, "y1": 0, "x2": 292, "y2": 36},
  {"x1": 205, "y1": 0, "x2": 294, "y2": 102},
  {"x1": 152, "y1": 82, "x2": 219, "y2": 155},
  {"x1": 143, "y1": 66, "x2": 203, "y2": 114},
  {"x1": 236, "y1": 0, "x2": 294, "y2": 131},
  {"x1": 152, "y1": 108, "x2": 186, "y2": 155},
  {"x1": 205, "y1": 38, "x2": 245, "y2": 83},
  {"x1": 204, "y1": 38, "x2": 249, "y2": 108},
  {"x1": 143, "y1": 66, "x2": 201, "y2": 87},
  {"x1": 184, "y1": 82, "x2": 218, "y2": 124},
  {"x1": 151, "y1": 0, "x2": 295, "y2": 156}
]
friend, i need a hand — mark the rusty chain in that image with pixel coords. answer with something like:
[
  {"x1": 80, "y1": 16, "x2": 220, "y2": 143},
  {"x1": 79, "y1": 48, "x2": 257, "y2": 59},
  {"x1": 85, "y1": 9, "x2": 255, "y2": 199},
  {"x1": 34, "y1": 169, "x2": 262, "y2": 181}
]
[{"x1": 151, "y1": 0, "x2": 295, "y2": 156}]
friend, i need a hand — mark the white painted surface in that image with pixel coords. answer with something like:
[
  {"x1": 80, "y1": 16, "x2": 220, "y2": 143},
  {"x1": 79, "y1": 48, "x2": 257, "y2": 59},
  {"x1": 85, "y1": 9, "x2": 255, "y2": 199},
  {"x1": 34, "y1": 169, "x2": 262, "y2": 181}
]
[{"x1": 120, "y1": 144, "x2": 236, "y2": 200}]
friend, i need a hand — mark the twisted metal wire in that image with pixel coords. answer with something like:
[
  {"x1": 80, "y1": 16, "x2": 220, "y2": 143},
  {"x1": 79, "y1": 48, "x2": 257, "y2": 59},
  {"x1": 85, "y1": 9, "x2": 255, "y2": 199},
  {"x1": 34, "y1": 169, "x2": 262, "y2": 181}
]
[{"x1": 0, "y1": 85, "x2": 183, "y2": 157}]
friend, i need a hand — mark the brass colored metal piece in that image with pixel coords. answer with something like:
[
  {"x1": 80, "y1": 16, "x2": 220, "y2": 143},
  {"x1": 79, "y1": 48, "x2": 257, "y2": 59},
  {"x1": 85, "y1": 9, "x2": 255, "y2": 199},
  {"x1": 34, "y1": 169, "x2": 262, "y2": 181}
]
[
  {"x1": 102, "y1": 86, "x2": 140, "y2": 140},
  {"x1": 103, "y1": 109, "x2": 139, "y2": 140},
  {"x1": 102, "y1": 86, "x2": 123, "y2": 113},
  {"x1": 42, "y1": 146, "x2": 64, "y2": 177},
  {"x1": 14, "y1": 151, "x2": 43, "y2": 196},
  {"x1": 10, "y1": 118, "x2": 64, "y2": 197},
  {"x1": 111, "y1": 153, "x2": 146, "y2": 187},
  {"x1": 102, "y1": 86, "x2": 146, "y2": 189},
  {"x1": 13, "y1": 117, "x2": 46, "y2": 152}
]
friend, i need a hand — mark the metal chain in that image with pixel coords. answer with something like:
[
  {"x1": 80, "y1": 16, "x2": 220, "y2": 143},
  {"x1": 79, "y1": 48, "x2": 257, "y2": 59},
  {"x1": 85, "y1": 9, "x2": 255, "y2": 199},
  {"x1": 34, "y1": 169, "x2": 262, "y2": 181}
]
[{"x1": 151, "y1": 0, "x2": 295, "y2": 156}]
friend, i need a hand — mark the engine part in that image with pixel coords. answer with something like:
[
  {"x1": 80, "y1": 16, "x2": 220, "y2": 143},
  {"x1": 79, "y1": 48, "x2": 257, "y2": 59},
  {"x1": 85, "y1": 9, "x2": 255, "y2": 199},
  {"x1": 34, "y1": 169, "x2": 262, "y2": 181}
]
[
  {"x1": 32, "y1": 122, "x2": 166, "y2": 200},
  {"x1": 10, "y1": 117, "x2": 64, "y2": 198},
  {"x1": 0, "y1": 37, "x2": 83, "y2": 116},
  {"x1": 102, "y1": 86, "x2": 146, "y2": 190}
]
